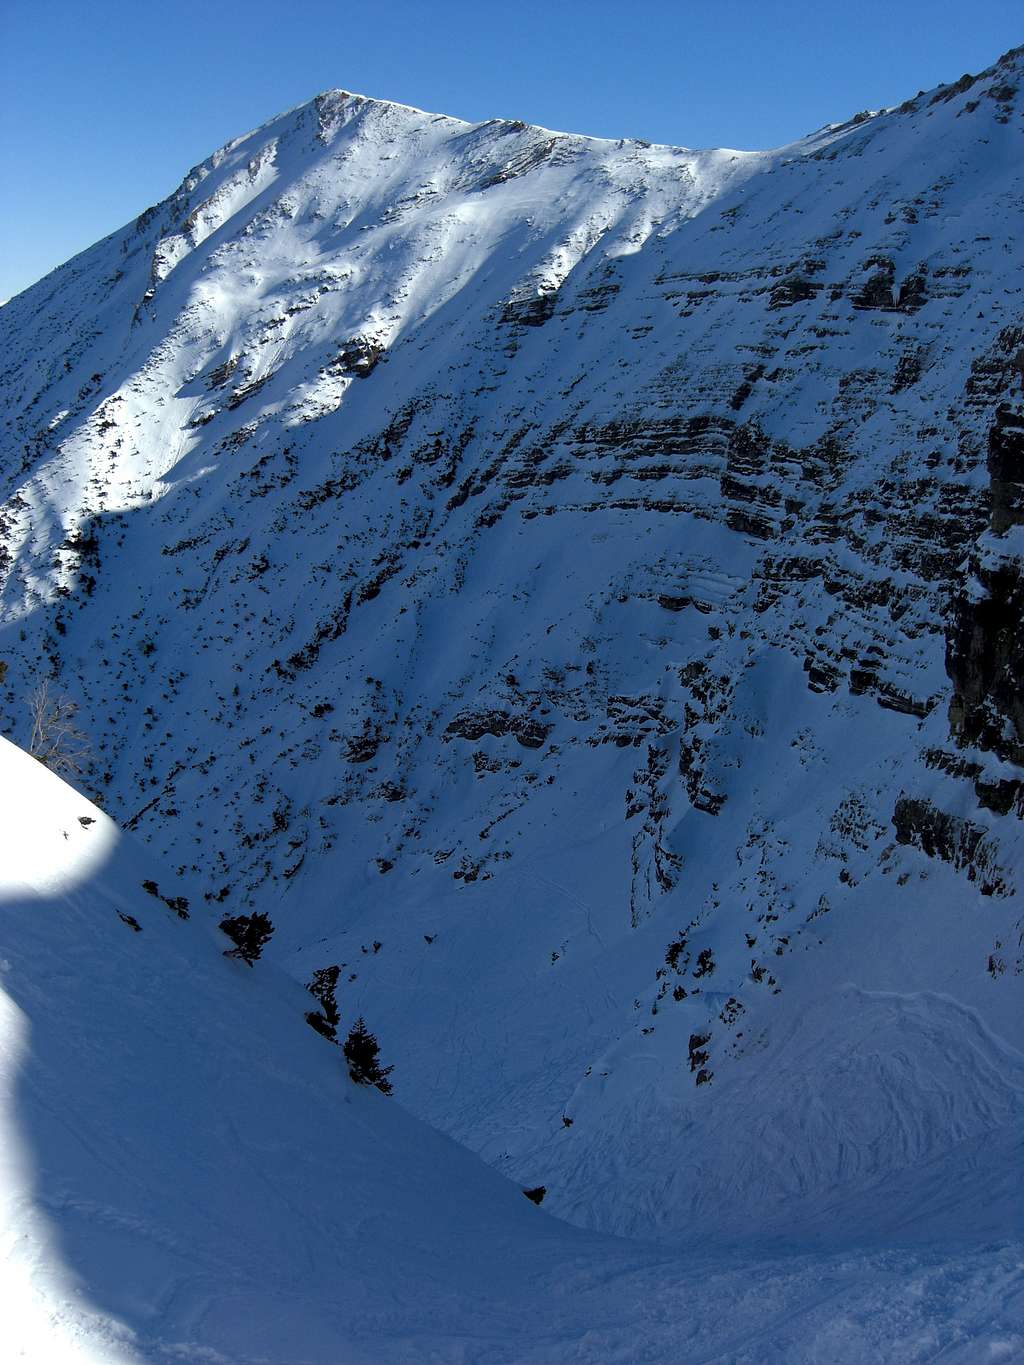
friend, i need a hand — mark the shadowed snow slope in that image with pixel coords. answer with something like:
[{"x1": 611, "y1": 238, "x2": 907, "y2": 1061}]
[
  {"x1": 0, "y1": 735, "x2": 1022, "y2": 1362},
  {"x1": 1, "y1": 44, "x2": 1023, "y2": 1358}
]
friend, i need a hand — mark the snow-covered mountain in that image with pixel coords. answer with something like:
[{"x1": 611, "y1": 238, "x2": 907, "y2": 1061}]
[{"x1": 0, "y1": 42, "x2": 1022, "y2": 1342}]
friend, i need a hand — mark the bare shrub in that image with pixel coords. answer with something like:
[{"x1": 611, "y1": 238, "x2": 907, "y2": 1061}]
[{"x1": 28, "y1": 680, "x2": 91, "y2": 780}]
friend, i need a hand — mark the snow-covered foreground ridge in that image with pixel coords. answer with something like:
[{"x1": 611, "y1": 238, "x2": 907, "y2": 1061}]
[
  {"x1": 0, "y1": 37, "x2": 1022, "y2": 1310},
  {"x1": 1, "y1": 735, "x2": 1022, "y2": 1362}
]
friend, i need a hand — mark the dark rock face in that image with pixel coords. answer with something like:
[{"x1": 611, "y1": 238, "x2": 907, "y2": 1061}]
[
  {"x1": 988, "y1": 402, "x2": 1024, "y2": 536},
  {"x1": 330, "y1": 337, "x2": 384, "y2": 378},
  {"x1": 975, "y1": 777, "x2": 1023, "y2": 817},
  {"x1": 896, "y1": 271, "x2": 929, "y2": 311},
  {"x1": 851, "y1": 259, "x2": 928, "y2": 313},
  {"x1": 688, "y1": 1031, "x2": 711, "y2": 1075},
  {"x1": 500, "y1": 290, "x2": 557, "y2": 328},
  {"x1": 445, "y1": 709, "x2": 551, "y2": 749},
  {"x1": 946, "y1": 558, "x2": 1024, "y2": 766},
  {"x1": 946, "y1": 402, "x2": 1024, "y2": 766},
  {"x1": 767, "y1": 276, "x2": 822, "y2": 310},
  {"x1": 892, "y1": 798, "x2": 1011, "y2": 896},
  {"x1": 852, "y1": 261, "x2": 896, "y2": 311}
]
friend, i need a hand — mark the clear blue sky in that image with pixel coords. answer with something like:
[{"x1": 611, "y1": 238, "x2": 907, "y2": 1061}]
[{"x1": 1, "y1": 0, "x2": 1020, "y2": 301}]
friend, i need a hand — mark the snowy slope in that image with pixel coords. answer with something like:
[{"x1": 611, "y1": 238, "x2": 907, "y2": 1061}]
[
  {"x1": 0, "y1": 44, "x2": 1021, "y2": 1263},
  {"x1": 1, "y1": 734, "x2": 1022, "y2": 1363}
]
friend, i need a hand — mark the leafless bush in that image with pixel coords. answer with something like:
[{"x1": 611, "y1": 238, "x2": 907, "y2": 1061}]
[{"x1": 28, "y1": 680, "x2": 91, "y2": 780}]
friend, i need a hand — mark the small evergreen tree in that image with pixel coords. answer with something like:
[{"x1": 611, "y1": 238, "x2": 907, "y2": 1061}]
[
  {"x1": 219, "y1": 911, "x2": 274, "y2": 965},
  {"x1": 305, "y1": 965, "x2": 341, "y2": 1041},
  {"x1": 343, "y1": 1017, "x2": 393, "y2": 1095}
]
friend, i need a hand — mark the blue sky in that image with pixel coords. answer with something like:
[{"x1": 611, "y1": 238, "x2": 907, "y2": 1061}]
[{"x1": 1, "y1": 0, "x2": 1020, "y2": 301}]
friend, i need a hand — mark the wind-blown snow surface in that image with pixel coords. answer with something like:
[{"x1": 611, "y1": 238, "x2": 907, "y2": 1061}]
[
  {"x1": 1, "y1": 736, "x2": 1022, "y2": 1362},
  {"x1": 0, "y1": 43, "x2": 1023, "y2": 1349}
]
